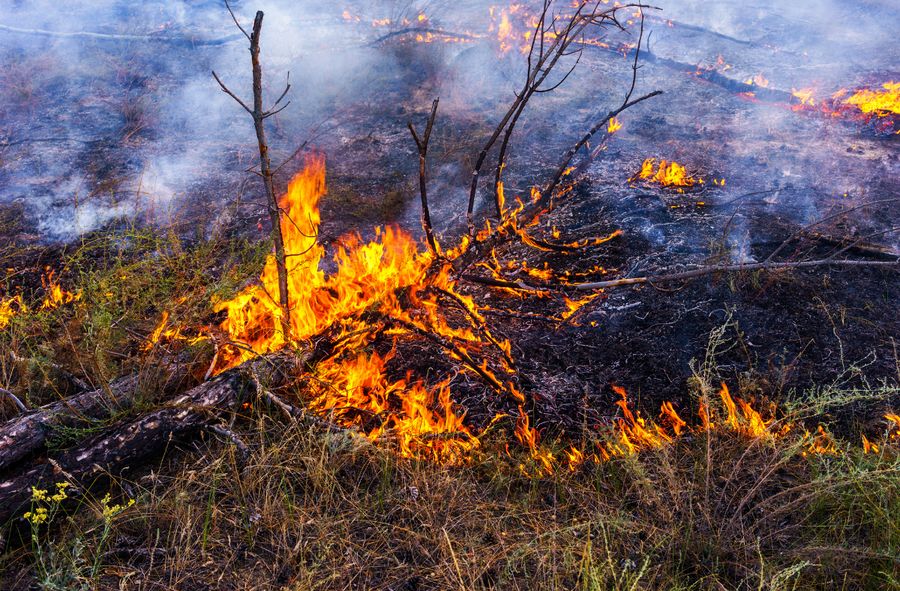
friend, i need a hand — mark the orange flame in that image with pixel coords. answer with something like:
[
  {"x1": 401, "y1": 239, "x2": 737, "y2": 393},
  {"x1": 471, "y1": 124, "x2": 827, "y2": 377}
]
[
  {"x1": 844, "y1": 81, "x2": 900, "y2": 116},
  {"x1": 213, "y1": 155, "x2": 487, "y2": 462}
]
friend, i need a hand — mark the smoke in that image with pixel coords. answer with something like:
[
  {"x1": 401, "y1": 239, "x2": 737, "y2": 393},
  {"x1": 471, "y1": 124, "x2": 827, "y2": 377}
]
[{"x1": 0, "y1": 0, "x2": 896, "y2": 243}]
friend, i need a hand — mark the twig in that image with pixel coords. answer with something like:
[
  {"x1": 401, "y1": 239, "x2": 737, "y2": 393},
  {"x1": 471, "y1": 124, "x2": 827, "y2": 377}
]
[
  {"x1": 208, "y1": 423, "x2": 250, "y2": 461},
  {"x1": 0, "y1": 388, "x2": 27, "y2": 414}
]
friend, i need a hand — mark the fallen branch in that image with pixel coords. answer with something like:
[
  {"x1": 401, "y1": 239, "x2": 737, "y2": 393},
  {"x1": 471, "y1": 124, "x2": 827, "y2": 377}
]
[{"x1": 569, "y1": 258, "x2": 900, "y2": 291}]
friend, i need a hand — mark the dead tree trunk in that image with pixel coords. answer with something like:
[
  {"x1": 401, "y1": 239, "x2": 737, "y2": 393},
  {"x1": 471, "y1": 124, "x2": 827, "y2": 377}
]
[
  {"x1": 213, "y1": 6, "x2": 293, "y2": 339},
  {"x1": 0, "y1": 361, "x2": 195, "y2": 477},
  {"x1": 0, "y1": 354, "x2": 298, "y2": 524}
]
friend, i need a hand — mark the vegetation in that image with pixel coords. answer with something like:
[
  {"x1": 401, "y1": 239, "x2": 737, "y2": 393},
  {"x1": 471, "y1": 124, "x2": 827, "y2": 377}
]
[{"x1": 0, "y1": 226, "x2": 897, "y2": 589}]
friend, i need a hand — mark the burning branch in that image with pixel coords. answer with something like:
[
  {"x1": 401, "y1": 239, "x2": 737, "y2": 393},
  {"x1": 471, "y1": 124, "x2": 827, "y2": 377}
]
[{"x1": 212, "y1": 4, "x2": 293, "y2": 340}]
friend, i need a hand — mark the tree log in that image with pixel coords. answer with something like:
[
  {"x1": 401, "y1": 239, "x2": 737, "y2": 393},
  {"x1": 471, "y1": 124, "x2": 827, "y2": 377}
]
[
  {"x1": 0, "y1": 361, "x2": 196, "y2": 477},
  {"x1": 0, "y1": 353, "x2": 303, "y2": 525}
]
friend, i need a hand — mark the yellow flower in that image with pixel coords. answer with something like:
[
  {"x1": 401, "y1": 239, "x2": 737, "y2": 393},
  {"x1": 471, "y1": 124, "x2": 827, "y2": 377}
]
[
  {"x1": 30, "y1": 487, "x2": 48, "y2": 502},
  {"x1": 100, "y1": 493, "x2": 136, "y2": 521}
]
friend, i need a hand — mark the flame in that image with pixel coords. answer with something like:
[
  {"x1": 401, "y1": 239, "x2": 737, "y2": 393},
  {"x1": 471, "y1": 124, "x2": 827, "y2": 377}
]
[
  {"x1": 631, "y1": 158, "x2": 699, "y2": 189},
  {"x1": 744, "y1": 74, "x2": 770, "y2": 88},
  {"x1": 792, "y1": 87, "x2": 816, "y2": 107},
  {"x1": 213, "y1": 155, "x2": 492, "y2": 462},
  {"x1": 861, "y1": 434, "x2": 879, "y2": 454},
  {"x1": 39, "y1": 270, "x2": 80, "y2": 311},
  {"x1": 607, "y1": 117, "x2": 622, "y2": 134},
  {"x1": 0, "y1": 295, "x2": 25, "y2": 330},
  {"x1": 515, "y1": 405, "x2": 555, "y2": 474},
  {"x1": 804, "y1": 425, "x2": 838, "y2": 456},
  {"x1": 844, "y1": 81, "x2": 900, "y2": 116},
  {"x1": 144, "y1": 310, "x2": 207, "y2": 351},
  {"x1": 886, "y1": 413, "x2": 900, "y2": 441}
]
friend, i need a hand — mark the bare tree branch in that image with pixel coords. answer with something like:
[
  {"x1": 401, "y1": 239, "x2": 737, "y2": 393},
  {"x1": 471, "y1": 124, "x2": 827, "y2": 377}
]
[{"x1": 408, "y1": 99, "x2": 441, "y2": 254}]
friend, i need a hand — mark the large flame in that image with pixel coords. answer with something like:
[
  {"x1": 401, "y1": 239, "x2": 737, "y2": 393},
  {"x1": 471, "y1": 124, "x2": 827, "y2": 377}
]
[
  {"x1": 214, "y1": 155, "x2": 478, "y2": 461},
  {"x1": 844, "y1": 81, "x2": 900, "y2": 116}
]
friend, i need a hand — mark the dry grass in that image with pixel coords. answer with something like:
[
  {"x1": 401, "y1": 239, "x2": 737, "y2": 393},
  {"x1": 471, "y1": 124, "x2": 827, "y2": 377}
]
[{"x1": 1, "y1": 404, "x2": 897, "y2": 591}]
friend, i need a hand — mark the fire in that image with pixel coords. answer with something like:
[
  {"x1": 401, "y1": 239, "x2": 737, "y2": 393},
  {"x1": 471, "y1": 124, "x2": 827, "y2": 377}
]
[
  {"x1": 744, "y1": 74, "x2": 770, "y2": 88},
  {"x1": 887, "y1": 413, "x2": 900, "y2": 441},
  {"x1": 39, "y1": 270, "x2": 80, "y2": 311},
  {"x1": 0, "y1": 295, "x2": 24, "y2": 330},
  {"x1": 213, "y1": 155, "x2": 490, "y2": 461},
  {"x1": 607, "y1": 116, "x2": 622, "y2": 134},
  {"x1": 631, "y1": 158, "x2": 699, "y2": 190},
  {"x1": 844, "y1": 81, "x2": 900, "y2": 116},
  {"x1": 1, "y1": 270, "x2": 80, "y2": 330},
  {"x1": 792, "y1": 87, "x2": 816, "y2": 107}
]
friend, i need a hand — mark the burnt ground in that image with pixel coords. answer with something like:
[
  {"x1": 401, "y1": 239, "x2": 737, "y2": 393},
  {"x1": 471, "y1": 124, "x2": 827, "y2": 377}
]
[{"x1": 1, "y1": 1, "x2": 898, "y2": 438}]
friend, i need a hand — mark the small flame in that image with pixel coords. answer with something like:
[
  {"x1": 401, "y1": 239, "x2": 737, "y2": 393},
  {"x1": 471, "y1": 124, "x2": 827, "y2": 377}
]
[
  {"x1": 0, "y1": 295, "x2": 25, "y2": 330},
  {"x1": 631, "y1": 158, "x2": 699, "y2": 189},
  {"x1": 607, "y1": 117, "x2": 623, "y2": 134},
  {"x1": 744, "y1": 74, "x2": 770, "y2": 88},
  {"x1": 39, "y1": 270, "x2": 80, "y2": 311}
]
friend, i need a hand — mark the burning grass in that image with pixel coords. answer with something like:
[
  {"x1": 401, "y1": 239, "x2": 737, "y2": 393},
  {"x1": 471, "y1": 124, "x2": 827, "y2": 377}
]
[{"x1": 1, "y1": 379, "x2": 896, "y2": 590}]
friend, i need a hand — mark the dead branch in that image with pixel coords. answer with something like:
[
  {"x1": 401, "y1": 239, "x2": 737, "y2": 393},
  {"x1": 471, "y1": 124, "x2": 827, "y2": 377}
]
[
  {"x1": 467, "y1": 1, "x2": 643, "y2": 230},
  {"x1": 408, "y1": 99, "x2": 441, "y2": 254},
  {"x1": 213, "y1": 9, "x2": 293, "y2": 339},
  {"x1": 0, "y1": 389, "x2": 27, "y2": 414},
  {"x1": 569, "y1": 258, "x2": 899, "y2": 291}
]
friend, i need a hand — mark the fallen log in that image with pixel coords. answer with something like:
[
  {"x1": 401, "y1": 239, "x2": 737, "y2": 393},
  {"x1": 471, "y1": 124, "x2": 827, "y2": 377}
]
[
  {"x1": 0, "y1": 354, "x2": 293, "y2": 524},
  {"x1": 0, "y1": 360, "x2": 197, "y2": 477},
  {"x1": 0, "y1": 324, "x2": 349, "y2": 526}
]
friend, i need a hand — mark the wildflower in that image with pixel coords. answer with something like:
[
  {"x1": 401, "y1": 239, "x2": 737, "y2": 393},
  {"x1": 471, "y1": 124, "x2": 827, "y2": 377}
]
[
  {"x1": 50, "y1": 482, "x2": 70, "y2": 502},
  {"x1": 30, "y1": 487, "x2": 48, "y2": 502},
  {"x1": 24, "y1": 506, "x2": 49, "y2": 525},
  {"x1": 101, "y1": 493, "x2": 136, "y2": 521}
]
